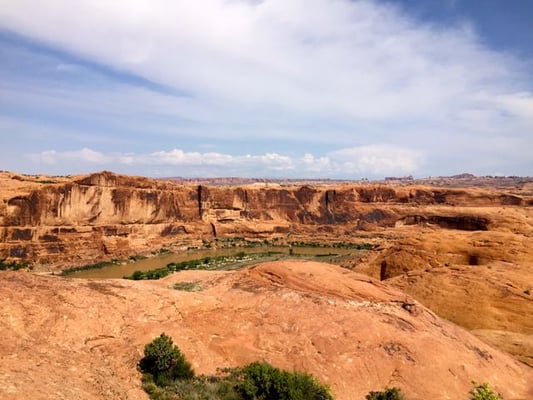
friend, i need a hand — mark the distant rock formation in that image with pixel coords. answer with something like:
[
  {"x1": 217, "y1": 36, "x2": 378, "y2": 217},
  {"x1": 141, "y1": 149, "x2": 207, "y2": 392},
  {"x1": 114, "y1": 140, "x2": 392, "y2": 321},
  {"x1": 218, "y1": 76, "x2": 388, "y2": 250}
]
[{"x1": 0, "y1": 170, "x2": 531, "y2": 269}]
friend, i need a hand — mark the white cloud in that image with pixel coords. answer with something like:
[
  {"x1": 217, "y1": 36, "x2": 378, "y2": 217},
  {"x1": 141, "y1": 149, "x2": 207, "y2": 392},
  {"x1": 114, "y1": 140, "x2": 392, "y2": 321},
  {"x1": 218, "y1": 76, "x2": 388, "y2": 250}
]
[
  {"x1": 1, "y1": 0, "x2": 532, "y2": 176},
  {"x1": 491, "y1": 92, "x2": 533, "y2": 119},
  {"x1": 30, "y1": 148, "x2": 111, "y2": 165},
  {"x1": 328, "y1": 145, "x2": 423, "y2": 175},
  {"x1": 26, "y1": 145, "x2": 422, "y2": 178},
  {"x1": 0, "y1": 0, "x2": 527, "y2": 119}
]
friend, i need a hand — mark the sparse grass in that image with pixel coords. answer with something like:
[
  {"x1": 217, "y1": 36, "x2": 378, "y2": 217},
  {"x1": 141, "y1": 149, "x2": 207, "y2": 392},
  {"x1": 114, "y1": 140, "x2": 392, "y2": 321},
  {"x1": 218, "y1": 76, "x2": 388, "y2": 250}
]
[
  {"x1": 143, "y1": 374, "x2": 242, "y2": 400},
  {"x1": 171, "y1": 281, "x2": 203, "y2": 292}
]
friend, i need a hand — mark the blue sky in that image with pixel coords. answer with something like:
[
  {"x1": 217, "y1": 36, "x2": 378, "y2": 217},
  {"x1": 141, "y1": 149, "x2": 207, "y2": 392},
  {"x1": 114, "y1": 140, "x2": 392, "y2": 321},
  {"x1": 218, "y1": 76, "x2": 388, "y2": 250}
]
[{"x1": 0, "y1": 0, "x2": 532, "y2": 178}]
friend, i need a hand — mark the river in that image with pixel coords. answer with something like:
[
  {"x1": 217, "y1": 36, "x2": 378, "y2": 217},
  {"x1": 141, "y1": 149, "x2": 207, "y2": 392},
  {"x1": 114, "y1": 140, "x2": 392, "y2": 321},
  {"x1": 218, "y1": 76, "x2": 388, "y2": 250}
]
[{"x1": 66, "y1": 245, "x2": 357, "y2": 279}]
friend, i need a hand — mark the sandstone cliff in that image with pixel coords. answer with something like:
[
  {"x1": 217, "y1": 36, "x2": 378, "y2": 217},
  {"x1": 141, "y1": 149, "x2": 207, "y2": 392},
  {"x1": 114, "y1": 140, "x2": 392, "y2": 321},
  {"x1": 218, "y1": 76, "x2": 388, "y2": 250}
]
[{"x1": 1, "y1": 171, "x2": 531, "y2": 270}]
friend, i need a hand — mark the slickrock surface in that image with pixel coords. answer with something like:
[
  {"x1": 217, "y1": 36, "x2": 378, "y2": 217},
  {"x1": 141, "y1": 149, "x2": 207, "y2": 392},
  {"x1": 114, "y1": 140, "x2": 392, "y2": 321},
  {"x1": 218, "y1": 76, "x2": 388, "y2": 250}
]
[
  {"x1": 354, "y1": 229, "x2": 533, "y2": 366},
  {"x1": 1, "y1": 261, "x2": 532, "y2": 400}
]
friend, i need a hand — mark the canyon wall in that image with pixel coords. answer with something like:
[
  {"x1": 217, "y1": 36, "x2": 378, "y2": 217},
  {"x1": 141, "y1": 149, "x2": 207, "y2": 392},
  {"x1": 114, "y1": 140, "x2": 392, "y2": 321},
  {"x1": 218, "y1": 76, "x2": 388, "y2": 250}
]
[{"x1": 0, "y1": 171, "x2": 530, "y2": 269}]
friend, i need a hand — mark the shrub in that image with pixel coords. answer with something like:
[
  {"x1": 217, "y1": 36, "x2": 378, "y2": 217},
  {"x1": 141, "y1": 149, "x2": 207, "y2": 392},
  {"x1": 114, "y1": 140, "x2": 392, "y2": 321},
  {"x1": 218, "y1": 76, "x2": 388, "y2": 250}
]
[
  {"x1": 0, "y1": 260, "x2": 29, "y2": 271},
  {"x1": 365, "y1": 387, "x2": 405, "y2": 400},
  {"x1": 138, "y1": 338, "x2": 333, "y2": 399},
  {"x1": 469, "y1": 382, "x2": 503, "y2": 400},
  {"x1": 237, "y1": 362, "x2": 333, "y2": 400},
  {"x1": 139, "y1": 333, "x2": 194, "y2": 386},
  {"x1": 131, "y1": 270, "x2": 144, "y2": 280},
  {"x1": 163, "y1": 376, "x2": 242, "y2": 400}
]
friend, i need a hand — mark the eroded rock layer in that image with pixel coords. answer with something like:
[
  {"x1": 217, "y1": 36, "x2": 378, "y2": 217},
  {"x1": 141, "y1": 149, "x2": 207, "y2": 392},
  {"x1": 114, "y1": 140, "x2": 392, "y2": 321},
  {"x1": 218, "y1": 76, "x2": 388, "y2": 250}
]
[{"x1": 1, "y1": 171, "x2": 531, "y2": 270}]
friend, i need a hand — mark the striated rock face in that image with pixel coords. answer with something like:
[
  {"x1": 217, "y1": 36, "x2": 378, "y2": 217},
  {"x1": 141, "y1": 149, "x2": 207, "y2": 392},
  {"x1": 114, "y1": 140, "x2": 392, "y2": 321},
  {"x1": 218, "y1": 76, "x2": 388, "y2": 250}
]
[
  {"x1": 353, "y1": 227, "x2": 533, "y2": 366},
  {"x1": 0, "y1": 171, "x2": 531, "y2": 269},
  {"x1": 0, "y1": 261, "x2": 531, "y2": 400}
]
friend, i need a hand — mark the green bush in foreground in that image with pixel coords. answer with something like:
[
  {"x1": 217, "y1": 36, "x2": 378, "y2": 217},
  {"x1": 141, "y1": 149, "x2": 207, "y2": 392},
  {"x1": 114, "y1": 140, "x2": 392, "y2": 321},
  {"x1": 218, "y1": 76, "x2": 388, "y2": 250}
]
[
  {"x1": 139, "y1": 334, "x2": 332, "y2": 400},
  {"x1": 238, "y1": 361, "x2": 333, "y2": 400},
  {"x1": 365, "y1": 387, "x2": 405, "y2": 400},
  {"x1": 469, "y1": 382, "x2": 503, "y2": 400},
  {"x1": 138, "y1": 335, "x2": 505, "y2": 400},
  {"x1": 139, "y1": 333, "x2": 194, "y2": 386}
]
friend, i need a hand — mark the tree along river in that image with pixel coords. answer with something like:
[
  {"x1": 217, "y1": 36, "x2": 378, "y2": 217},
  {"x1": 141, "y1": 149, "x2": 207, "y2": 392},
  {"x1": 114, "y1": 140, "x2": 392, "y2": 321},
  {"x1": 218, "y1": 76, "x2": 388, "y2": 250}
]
[{"x1": 65, "y1": 245, "x2": 357, "y2": 279}]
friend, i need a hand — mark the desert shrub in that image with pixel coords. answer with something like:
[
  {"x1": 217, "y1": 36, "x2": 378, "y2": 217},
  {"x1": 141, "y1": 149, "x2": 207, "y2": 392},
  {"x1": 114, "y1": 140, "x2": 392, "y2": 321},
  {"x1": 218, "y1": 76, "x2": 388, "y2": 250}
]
[
  {"x1": 131, "y1": 270, "x2": 144, "y2": 280},
  {"x1": 0, "y1": 260, "x2": 30, "y2": 271},
  {"x1": 469, "y1": 382, "x2": 503, "y2": 400},
  {"x1": 164, "y1": 376, "x2": 242, "y2": 400},
  {"x1": 139, "y1": 333, "x2": 194, "y2": 386},
  {"x1": 365, "y1": 387, "x2": 405, "y2": 400},
  {"x1": 61, "y1": 260, "x2": 118, "y2": 275},
  {"x1": 237, "y1": 362, "x2": 333, "y2": 400},
  {"x1": 138, "y1": 340, "x2": 332, "y2": 399}
]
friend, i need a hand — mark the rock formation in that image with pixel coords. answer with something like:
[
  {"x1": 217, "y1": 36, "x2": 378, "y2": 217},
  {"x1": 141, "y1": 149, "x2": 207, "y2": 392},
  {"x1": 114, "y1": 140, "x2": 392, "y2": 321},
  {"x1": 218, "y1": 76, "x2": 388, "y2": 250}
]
[
  {"x1": 1, "y1": 261, "x2": 531, "y2": 400},
  {"x1": 1, "y1": 171, "x2": 533, "y2": 399},
  {"x1": 1, "y1": 171, "x2": 531, "y2": 270}
]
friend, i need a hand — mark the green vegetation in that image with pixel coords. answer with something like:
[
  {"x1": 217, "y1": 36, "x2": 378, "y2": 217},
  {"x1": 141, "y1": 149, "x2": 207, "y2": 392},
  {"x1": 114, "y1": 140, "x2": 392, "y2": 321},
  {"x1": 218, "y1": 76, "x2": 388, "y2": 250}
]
[
  {"x1": 139, "y1": 333, "x2": 194, "y2": 387},
  {"x1": 289, "y1": 241, "x2": 374, "y2": 250},
  {"x1": 60, "y1": 259, "x2": 120, "y2": 275},
  {"x1": 152, "y1": 247, "x2": 170, "y2": 255},
  {"x1": 469, "y1": 382, "x2": 503, "y2": 400},
  {"x1": 64, "y1": 239, "x2": 373, "y2": 279},
  {"x1": 124, "y1": 252, "x2": 282, "y2": 280},
  {"x1": 139, "y1": 334, "x2": 332, "y2": 400},
  {"x1": 365, "y1": 387, "x2": 405, "y2": 400},
  {"x1": 0, "y1": 260, "x2": 30, "y2": 271},
  {"x1": 313, "y1": 253, "x2": 339, "y2": 258},
  {"x1": 203, "y1": 237, "x2": 373, "y2": 252},
  {"x1": 137, "y1": 336, "x2": 507, "y2": 400},
  {"x1": 238, "y1": 361, "x2": 333, "y2": 400},
  {"x1": 143, "y1": 374, "x2": 243, "y2": 400}
]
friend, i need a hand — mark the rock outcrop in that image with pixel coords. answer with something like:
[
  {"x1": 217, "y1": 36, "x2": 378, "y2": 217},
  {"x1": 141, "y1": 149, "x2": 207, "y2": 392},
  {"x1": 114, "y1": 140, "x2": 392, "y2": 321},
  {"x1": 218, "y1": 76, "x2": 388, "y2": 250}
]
[
  {"x1": 353, "y1": 228, "x2": 533, "y2": 366},
  {"x1": 1, "y1": 171, "x2": 531, "y2": 270},
  {"x1": 1, "y1": 261, "x2": 531, "y2": 400}
]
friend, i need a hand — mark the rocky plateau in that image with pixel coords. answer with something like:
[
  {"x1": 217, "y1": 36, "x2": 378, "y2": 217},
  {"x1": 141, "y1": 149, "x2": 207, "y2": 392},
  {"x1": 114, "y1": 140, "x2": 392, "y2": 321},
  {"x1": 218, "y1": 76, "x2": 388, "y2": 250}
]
[{"x1": 0, "y1": 170, "x2": 532, "y2": 399}]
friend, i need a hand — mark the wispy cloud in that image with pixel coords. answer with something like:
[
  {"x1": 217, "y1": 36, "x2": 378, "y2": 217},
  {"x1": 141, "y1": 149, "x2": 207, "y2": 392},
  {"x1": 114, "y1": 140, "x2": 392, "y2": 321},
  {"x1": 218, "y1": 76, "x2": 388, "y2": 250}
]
[
  {"x1": 27, "y1": 145, "x2": 423, "y2": 178},
  {"x1": 1, "y1": 0, "x2": 532, "y2": 177}
]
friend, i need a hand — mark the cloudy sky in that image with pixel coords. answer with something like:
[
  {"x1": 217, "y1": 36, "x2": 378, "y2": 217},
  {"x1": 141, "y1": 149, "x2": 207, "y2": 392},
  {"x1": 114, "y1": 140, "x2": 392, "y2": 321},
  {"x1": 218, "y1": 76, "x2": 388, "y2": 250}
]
[{"x1": 0, "y1": 0, "x2": 532, "y2": 178}]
